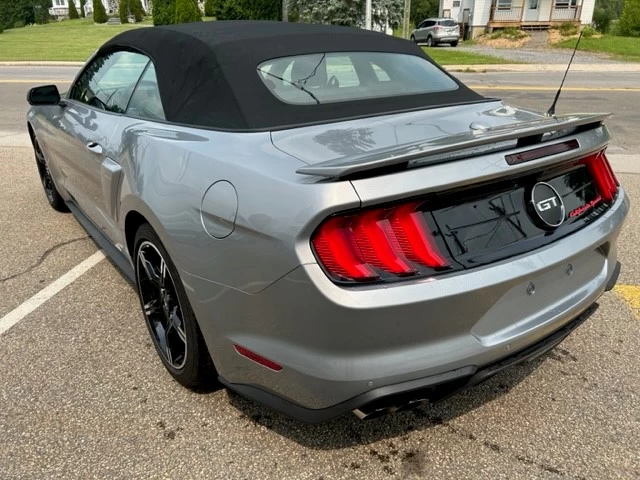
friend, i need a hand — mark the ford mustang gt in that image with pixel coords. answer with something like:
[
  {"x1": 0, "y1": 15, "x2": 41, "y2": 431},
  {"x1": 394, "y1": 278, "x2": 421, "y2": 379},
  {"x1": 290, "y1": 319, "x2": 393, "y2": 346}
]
[{"x1": 26, "y1": 21, "x2": 628, "y2": 422}]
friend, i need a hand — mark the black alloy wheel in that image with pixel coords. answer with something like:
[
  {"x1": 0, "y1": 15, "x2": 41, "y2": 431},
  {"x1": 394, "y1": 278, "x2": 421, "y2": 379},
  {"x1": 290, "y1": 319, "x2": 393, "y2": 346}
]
[
  {"x1": 134, "y1": 224, "x2": 216, "y2": 388},
  {"x1": 33, "y1": 135, "x2": 68, "y2": 212}
]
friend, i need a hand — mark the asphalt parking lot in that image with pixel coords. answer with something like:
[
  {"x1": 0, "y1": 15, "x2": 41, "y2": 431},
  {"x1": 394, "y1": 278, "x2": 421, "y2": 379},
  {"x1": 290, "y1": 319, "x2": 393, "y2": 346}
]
[{"x1": 1, "y1": 67, "x2": 639, "y2": 479}]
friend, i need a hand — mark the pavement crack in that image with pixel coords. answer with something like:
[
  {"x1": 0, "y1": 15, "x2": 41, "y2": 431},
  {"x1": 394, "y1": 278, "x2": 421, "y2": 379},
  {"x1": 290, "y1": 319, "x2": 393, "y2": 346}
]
[
  {"x1": 0, "y1": 236, "x2": 90, "y2": 283},
  {"x1": 444, "y1": 422, "x2": 586, "y2": 479}
]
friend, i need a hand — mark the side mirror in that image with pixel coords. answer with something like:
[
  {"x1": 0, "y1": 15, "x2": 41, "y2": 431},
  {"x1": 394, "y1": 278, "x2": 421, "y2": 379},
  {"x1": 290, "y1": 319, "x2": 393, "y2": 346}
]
[{"x1": 27, "y1": 85, "x2": 61, "y2": 106}]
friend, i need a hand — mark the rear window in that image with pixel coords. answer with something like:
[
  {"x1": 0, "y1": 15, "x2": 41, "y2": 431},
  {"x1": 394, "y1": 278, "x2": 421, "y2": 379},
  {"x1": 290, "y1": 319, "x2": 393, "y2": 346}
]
[
  {"x1": 257, "y1": 52, "x2": 458, "y2": 105},
  {"x1": 439, "y1": 20, "x2": 458, "y2": 26}
]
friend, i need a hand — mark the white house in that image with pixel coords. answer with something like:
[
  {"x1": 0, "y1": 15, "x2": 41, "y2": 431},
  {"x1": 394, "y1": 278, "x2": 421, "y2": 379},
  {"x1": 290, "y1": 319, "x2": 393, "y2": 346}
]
[
  {"x1": 50, "y1": 0, "x2": 152, "y2": 19},
  {"x1": 439, "y1": 0, "x2": 596, "y2": 38}
]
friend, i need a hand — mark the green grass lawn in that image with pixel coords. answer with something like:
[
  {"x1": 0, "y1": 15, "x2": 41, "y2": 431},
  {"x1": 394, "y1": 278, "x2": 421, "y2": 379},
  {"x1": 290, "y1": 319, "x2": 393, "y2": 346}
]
[
  {"x1": 0, "y1": 18, "x2": 151, "y2": 61},
  {"x1": 0, "y1": 16, "x2": 213, "y2": 61},
  {"x1": 554, "y1": 35, "x2": 640, "y2": 62},
  {"x1": 424, "y1": 47, "x2": 517, "y2": 65},
  {"x1": 1, "y1": 19, "x2": 518, "y2": 64}
]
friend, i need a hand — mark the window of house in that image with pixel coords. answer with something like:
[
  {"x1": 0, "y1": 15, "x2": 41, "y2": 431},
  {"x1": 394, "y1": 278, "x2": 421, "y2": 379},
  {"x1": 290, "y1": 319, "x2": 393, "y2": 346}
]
[
  {"x1": 126, "y1": 63, "x2": 165, "y2": 121},
  {"x1": 69, "y1": 51, "x2": 149, "y2": 114},
  {"x1": 555, "y1": 0, "x2": 577, "y2": 8},
  {"x1": 453, "y1": 1, "x2": 461, "y2": 7},
  {"x1": 497, "y1": 0, "x2": 513, "y2": 10},
  {"x1": 529, "y1": 0, "x2": 539, "y2": 9},
  {"x1": 55, "y1": 0, "x2": 65, "y2": 6}
]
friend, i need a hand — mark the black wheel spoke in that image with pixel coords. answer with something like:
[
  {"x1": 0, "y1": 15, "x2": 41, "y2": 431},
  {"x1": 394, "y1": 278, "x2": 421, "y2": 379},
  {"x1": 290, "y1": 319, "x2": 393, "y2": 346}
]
[
  {"x1": 169, "y1": 306, "x2": 187, "y2": 344},
  {"x1": 139, "y1": 250, "x2": 163, "y2": 288},
  {"x1": 136, "y1": 241, "x2": 187, "y2": 370}
]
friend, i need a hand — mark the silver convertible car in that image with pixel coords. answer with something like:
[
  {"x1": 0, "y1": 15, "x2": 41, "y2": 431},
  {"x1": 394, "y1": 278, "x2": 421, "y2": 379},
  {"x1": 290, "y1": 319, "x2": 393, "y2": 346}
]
[{"x1": 27, "y1": 21, "x2": 628, "y2": 422}]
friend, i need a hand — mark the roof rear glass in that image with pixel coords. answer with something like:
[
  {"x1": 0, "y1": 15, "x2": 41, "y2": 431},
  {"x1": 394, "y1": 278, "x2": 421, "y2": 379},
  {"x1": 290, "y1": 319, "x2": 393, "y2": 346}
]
[
  {"x1": 440, "y1": 20, "x2": 458, "y2": 26},
  {"x1": 257, "y1": 52, "x2": 459, "y2": 105}
]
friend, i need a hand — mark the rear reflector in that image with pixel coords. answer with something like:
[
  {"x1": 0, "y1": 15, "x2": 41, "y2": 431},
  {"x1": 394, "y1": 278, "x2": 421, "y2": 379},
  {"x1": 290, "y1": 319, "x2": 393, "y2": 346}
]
[
  {"x1": 312, "y1": 201, "x2": 450, "y2": 283},
  {"x1": 234, "y1": 344, "x2": 283, "y2": 372},
  {"x1": 583, "y1": 150, "x2": 619, "y2": 202}
]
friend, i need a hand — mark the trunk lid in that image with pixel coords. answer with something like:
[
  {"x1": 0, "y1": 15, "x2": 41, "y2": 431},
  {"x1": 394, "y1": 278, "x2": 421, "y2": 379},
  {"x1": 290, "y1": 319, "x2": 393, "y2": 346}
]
[{"x1": 272, "y1": 101, "x2": 539, "y2": 167}]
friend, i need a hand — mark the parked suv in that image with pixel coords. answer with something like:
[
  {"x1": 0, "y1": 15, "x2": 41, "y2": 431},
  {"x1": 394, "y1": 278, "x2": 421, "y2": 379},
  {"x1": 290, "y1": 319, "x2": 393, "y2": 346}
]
[{"x1": 411, "y1": 18, "x2": 460, "y2": 47}]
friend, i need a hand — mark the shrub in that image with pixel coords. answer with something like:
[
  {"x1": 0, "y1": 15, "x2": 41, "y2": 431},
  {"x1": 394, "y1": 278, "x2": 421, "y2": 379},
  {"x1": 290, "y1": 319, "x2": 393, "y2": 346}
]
[
  {"x1": 0, "y1": 25, "x2": 3, "y2": 34},
  {"x1": 153, "y1": 0, "x2": 176, "y2": 25},
  {"x1": 581, "y1": 25, "x2": 597, "y2": 37},
  {"x1": 175, "y1": 0, "x2": 201, "y2": 23},
  {"x1": 131, "y1": 0, "x2": 144, "y2": 21},
  {"x1": 13, "y1": 20, "x2": 25, "y2": 28},
  {"x1": 93, "y1": 0, "x2": 108, "y2": 23},
  {"x1": 119, "y1": 0, "x2": 129, "y2": 23},
  {"x1": 490, "y1": 27, "x2": 527, "y2": 40},
  {"x1": 559, "y1": 21, "x2": 579, "y2": 36},
  {"x1": 619, "y1": 0, "x2": 640, "y2": 37},
  {"x1": 216, "y1": 0, "x2": 281, "y2": 20},
  {"x1": 80, "y1": 0, "x2": 86, "y2": 17},
  {"x1": 592, "y1": 6, "x2": 613, "y2": 33},
  {"x1": 68, "y1": 0, "x2": 80, "y2": 19},
  {"x1": 204, "y1": 0, "x2": 223, "y2": 17}
]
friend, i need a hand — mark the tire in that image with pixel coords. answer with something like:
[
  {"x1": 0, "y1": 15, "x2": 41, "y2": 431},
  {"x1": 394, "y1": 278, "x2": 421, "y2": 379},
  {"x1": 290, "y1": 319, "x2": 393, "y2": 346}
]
[
  {"x1": 426, "y1": 36, "x2": 434, "y2": 47},
  {"x1": 134, "y1": 223, "x2": 216, "y2": 389},
  {"x1": 32, "y1": 134, "x2": 69, "y2": 212},
  {"x1": 410, "y1": 35, "x2": 416, "y2": 43},
  {"x1": 451, "y1": 41, "x2": 459, "y2": 47}
]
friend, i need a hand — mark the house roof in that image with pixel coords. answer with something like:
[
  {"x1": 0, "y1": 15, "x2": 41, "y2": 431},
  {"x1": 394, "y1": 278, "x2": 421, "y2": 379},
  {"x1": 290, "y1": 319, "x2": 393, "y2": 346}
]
[{"x1": 102, "y1": 21, "x2": 484, "y2": 131}]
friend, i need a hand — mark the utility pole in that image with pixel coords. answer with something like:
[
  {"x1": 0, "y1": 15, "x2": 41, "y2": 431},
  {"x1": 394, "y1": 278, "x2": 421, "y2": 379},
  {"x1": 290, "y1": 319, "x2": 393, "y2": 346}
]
[
  {"x1": 402, "y1": 0, "x2": 411, "y2": 39},
  {"x1": 365, "y1": 0, "x2": 372, "y2": 30},
  {"x1": 282, "y1": 0, "x2": 288, "y2": 22}
]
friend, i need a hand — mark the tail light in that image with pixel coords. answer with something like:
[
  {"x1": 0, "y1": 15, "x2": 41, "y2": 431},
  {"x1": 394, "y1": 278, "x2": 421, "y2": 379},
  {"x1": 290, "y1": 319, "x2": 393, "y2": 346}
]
[
  {"x1": 583, "y1": 150, "x2": 619, "y2": 202},
  {"x1": 434, "y1": 25, "x2": 442, "y2": 31},
  {"x1": 312, "y1": 201, "x2": 453, "y2": 283}
]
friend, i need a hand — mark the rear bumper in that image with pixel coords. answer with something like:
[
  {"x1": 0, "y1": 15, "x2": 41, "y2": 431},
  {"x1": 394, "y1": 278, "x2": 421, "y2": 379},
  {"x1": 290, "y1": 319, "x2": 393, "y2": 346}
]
[
  {"x1": 433, "y1": 35, "x2": 460, "y2": 42},
  {"x1": 221, "y1": 302, "x2": 599, "y2": 423},
  {"x1": 185, "y1": 190, "x2": 628, "y2": 419}
]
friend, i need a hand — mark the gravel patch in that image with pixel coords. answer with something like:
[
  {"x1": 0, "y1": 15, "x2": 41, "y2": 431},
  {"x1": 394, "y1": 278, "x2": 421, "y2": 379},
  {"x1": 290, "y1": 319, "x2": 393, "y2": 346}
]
[{"x1": 440, "y1": 44, "x2": 628, "y2": 64}]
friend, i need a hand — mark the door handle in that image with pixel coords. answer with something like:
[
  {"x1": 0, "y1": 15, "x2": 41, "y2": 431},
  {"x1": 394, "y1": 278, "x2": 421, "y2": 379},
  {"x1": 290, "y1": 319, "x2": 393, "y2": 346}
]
[{"x1": 86, "y1": 141, "x2": 103, "y2": 155}]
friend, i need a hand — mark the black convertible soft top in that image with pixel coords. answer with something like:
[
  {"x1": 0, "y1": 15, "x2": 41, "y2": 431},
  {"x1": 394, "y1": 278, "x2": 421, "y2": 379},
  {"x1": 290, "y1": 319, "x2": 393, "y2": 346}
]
[{"x1": 103, "y1": 21, "x2": 486, "y2": 131}]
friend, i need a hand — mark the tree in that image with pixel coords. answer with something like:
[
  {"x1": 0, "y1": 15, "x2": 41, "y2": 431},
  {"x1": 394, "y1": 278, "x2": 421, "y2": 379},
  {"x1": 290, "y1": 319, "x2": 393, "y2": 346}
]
[
  {"x1": 204, "y1": 0, "x2": 223, "y2": 17},
  {"x1": 215, "y1": 0, "x2": 280, "y2": 20},
  {"x1": 175, "y1": 0, "x2": 201, "y2": 23},
  {"x1": 619, "y1": 0, "x2": 640, "y2": 36},
  {"x1": 68, "y1": 0, "x2": 80, "y2": 19},
  {"x1": 153, "y1": 0, "x2": 175, "y2": 24},
  {"x1": 119, "y1": 0, "x2": 129, "y2": 22},
  {"x1": 131, "y1": 0, "x2": 144, "y2": 21},
  {"x1": 293, "y1": 0, "x2": 402, "y2": 29},
  {"x1": 79, "y1": 0, "x2": 86, "y2": 17},
  {"x1": 410, "y1": 0, "x2": 438, "y2": 27},
  {"x1": 93, "y1": 0, "x2": 108, "y2": 23}
]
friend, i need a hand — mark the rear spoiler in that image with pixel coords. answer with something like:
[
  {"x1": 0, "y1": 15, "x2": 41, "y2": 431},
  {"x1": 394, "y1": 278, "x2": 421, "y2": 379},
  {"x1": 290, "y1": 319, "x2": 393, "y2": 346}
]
[{"x1": 296, "y1": 113, "x2": 611, "y2": 178}]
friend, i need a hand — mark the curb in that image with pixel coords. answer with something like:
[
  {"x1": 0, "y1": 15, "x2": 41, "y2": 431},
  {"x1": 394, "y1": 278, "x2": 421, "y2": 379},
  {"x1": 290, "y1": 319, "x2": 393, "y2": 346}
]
[
  {"x1": 445, "y1": 63, "x2": 640, "y2": 73},
  {"x1": 0, "y1": 61, "x2": 85, "y2": 67}
]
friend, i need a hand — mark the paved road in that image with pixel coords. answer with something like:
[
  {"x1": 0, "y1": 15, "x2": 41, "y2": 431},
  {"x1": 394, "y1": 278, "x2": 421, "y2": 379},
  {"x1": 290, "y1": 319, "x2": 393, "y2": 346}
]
[{"x1": 1, "y1": 66, "x2": 639, "y2": 479}]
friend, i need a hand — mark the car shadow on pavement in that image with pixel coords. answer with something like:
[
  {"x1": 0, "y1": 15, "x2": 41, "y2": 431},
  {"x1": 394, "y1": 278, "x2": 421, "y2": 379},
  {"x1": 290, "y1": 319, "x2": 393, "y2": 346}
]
[{"x1": 227, "y1": 354, "x2": 548, "y2": 449}]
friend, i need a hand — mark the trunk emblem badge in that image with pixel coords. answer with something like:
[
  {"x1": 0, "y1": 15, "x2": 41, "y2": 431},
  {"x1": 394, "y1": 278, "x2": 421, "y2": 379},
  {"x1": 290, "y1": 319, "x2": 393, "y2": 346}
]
[{"x1": 531, "y1": 182, "x2": 565, "y2": 228}]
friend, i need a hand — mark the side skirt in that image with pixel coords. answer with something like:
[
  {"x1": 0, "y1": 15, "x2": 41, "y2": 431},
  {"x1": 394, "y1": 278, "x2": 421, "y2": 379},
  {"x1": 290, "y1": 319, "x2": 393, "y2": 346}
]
[{"x1": 66, "y1": 200, "x2": 136, "y2": 284}]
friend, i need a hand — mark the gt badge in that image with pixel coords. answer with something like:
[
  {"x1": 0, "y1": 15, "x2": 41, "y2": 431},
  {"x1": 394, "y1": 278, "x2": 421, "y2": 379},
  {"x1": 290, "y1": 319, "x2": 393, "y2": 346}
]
[{"x1": 531, "y1": 182, "x2": 565, "y2": 227}]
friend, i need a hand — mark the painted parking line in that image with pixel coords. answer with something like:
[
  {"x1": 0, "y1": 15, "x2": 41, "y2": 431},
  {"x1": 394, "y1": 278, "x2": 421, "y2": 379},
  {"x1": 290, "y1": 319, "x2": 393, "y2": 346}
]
[
  {"x1": 614, "y1": 284, "x2": 640, "y2": 320},
  {"x1": 0, "y1": 251, "x2": 105, "y2": 337}
]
